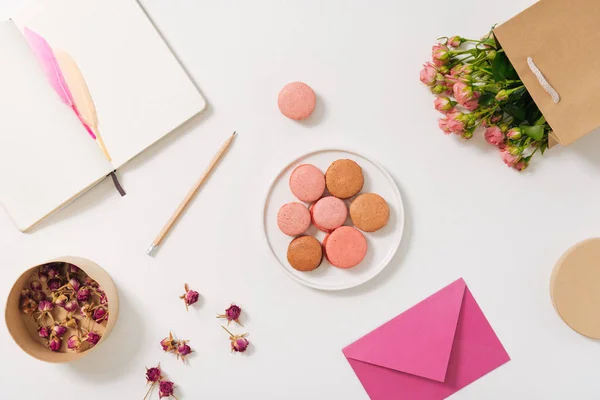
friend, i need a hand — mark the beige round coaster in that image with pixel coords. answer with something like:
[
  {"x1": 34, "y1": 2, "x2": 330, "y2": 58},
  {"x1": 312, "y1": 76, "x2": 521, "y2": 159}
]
[{"x1": 551, "y1": 238, "x2": 600, "y2": 339}]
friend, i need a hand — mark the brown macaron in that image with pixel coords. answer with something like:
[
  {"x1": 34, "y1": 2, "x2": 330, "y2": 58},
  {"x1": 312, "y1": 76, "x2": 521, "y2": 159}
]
[
  {"x1": 325, "y1": 159, "x2": 364, "y2": 199},
  {"x1": 287, "y1": 236, "x2": 323, "y2": 272},
  {"x1": 350, "y1": 193, "x2": 390, "y2": 232}
]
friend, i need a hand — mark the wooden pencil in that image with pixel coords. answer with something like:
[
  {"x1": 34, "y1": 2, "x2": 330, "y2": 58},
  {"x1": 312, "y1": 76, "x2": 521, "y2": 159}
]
[{"x1": 146, "y1": 131, "x2": 237, "y2": 256}]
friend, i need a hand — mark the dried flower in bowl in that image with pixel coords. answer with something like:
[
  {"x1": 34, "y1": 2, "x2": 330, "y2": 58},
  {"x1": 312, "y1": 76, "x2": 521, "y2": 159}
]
[
  {"x1": 38, "y1": 326, "x2": 50, "y2": 339},
  {"x1": 221, "y1": 326, "x2": 250, "y2": 353},
  {"x1": 179, "y1": 283, "x2": 199, "y2": 311},
  {"x1": 217, "y1": 303, "x2": 243, "y2": 326},
  {"x1": 37, "y1": 300, "x2": 55, "y2": 323},
  {"x1": 85, "y1": 331, "x2": 101, "y2": 346},
  {"x1": 49, "y1": 335, "x2": 61, "y2": 352},
  {"x1": 52, "y1": 324, "x2": 67, "y2": 337},
  {"x1": 47, "y1": 278, "x2": 62, "y2": 291},
  {"x1": 67, "y1": 334, "x2": 81, "y2": 350},
  {"x1": 20, "y1": 298, "x2": 37, "y2": 317},
  {"x1": 30, "y1": 281, "x2": 42, "y2": 291},
  {"x1": 92, "y1": 306, "x2": 108, "y2": 323}
]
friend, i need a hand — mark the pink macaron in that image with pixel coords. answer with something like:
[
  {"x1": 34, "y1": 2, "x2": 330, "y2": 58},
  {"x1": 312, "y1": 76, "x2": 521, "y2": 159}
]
[
  {"x1": 278, "y1": 82, "x2": 316, "y2": 120},
  {"x1": 289, "y1": 164, "x2": 325, "y2": 202},
  {"x1": 325, "y1": 226, "x2": 367, "y2": 269},
  {"x1": 277, "y1": 202, "x2": 311, "y2": 236},
  {"x1": 310, "y1": 196, "x2": 347, "y2": 233}
]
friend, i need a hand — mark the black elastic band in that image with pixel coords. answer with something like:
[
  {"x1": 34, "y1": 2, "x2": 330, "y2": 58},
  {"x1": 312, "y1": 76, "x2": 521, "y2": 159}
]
[{"x1": 109, "y1": 171, "x2": 126, "y2": 196}]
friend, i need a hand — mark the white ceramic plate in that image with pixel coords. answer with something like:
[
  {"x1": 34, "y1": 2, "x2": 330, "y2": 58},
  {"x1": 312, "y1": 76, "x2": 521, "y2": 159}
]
[{"x1": 263, "y1": 149, "x2": 404, "y2": 290}]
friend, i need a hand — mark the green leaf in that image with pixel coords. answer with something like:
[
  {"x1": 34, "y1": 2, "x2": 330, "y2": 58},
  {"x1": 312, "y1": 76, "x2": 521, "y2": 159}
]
[
  {"x1": 520, "y1": 125, "x2": 544, "y2": 141},
  {"x1": 540, "y1": 140, "x2": 548, "y2": 155},
  {"x1": 504, "y1": 104, "x2": 526, "y2": 121},
  {"x1": 492, "y1": 52, "x2": 510, "y2": 82},
  {"x1": 478, "y1": 92, "x2": 496, "y2": 106},
  {"x1": 481, "y1": 38, "x2": 497, "y2": 48}
]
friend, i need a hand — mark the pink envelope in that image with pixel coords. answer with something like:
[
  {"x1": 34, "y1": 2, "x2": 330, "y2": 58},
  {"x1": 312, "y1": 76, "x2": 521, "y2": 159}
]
[{"x1": 343, "y1": 278, "x2": 510, "y2": 400}]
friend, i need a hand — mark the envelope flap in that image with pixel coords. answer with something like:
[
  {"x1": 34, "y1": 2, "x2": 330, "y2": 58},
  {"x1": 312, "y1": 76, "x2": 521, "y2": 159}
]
[
  {"x1": 343, "y1": 279, "x2": 466, "y2": 382},
  {"x1": 494, "y1": 0, "x2": 600, "y2": 145}
]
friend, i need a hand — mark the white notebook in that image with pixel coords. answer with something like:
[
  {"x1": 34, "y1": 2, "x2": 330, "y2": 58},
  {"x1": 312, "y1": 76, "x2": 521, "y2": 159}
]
[{"x1": 0, "y1": 0, "x2": 206, "y2": 231}]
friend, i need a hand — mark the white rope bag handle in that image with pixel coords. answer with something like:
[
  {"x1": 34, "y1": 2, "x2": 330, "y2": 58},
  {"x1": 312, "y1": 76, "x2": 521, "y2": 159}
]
[{"x1": 527, "y1": 57, "x2": 560, "y2": 103}]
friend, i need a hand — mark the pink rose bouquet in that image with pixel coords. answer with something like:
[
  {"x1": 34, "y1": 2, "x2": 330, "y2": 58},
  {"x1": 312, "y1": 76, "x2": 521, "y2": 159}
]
[{"x1": 420, "y1": 30, "x2": 551, "y2": 171}]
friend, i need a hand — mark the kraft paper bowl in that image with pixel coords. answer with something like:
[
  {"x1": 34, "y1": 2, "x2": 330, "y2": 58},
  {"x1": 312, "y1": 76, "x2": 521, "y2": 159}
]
[{"x1": 5, "y1": 256, "x2": 119, "y2": 363}]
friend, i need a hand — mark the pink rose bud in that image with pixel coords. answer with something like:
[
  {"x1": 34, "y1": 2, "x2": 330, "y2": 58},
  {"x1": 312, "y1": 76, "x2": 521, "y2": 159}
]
[
  {"x1": 77, "y1": 287, "x2": 90, "y2": 302},
  {"x1": 93, "y1": 307, "x2": 108, "y2": 323},
  {"x1": 21, "y1": 289, "x2": 31, "y2": 299},
  {"x1": 68, "y1": 265, "x2": 80, "y2": 274},
  {"x1": 448, "y1": 36, "x2": 462, "y2": 47},
  {"x1": 69, "y1": 277, "x2": 81, "y2": 292},
  {"x1": 484, "y1": 126, "x2": 505, "y2": 146},
  {"x1": 495, "y1": 90, "x2": 508, "y2": 102},
  {"x1": 506, "y1": 127, "x2": 522, "y2": 140},
  {"x1": 433, "y1": 97, "x2": 454, "y2": 113},
  {"x1": 177, "y1": 343, "x2": 192, "y2": 356},
  {"x1": 161, "y1": 332, "x2": 176, "y2": 352},
  {"x1": 438, "y1": 118, "x2": 452, "y2": 135},
  {"x1": 513, "y1": 160, "x2": 528, "y2": 171},
  {"x1": 83, "y1": 277, "x2": 99, "y2": 288},
  {"x1": 146, "y1": 366, "x2": 162, "y2": 383},
  {"x1": 218, "y1": 304, "x2": 243, "y2": 326},
  {"x1": 453, "y1": 82, "x2": 479, "y2": 108},
  {"x1": 47, "y1": 265, "x2": 60, "y2": 279},
  {"x1": 419, "y1": 62, "x2": 437, "y2": 86},
  {"x1": 47, "y1": 278, "x2": 61, "y2": 291},
  {"x1": 30, "y1": 281, "x2": 42, "y2": 291},
  {"x1": 64, "y1": 300, "x2": 79, "y2": 313},
  {"x1": 158, "y1": 381, "x2": 175, "y2": 399},
  {"x1": 100, "y1": 293, "x2": 108, "y2": 305},
  {"x1": 86, "y1": 332, "x2": 101, "y2": 346},
  {"x1": 55, "y1": 294, "x2": 68, "y2": 308},
  {"x1": 432, "y1": 44, "x2": 449, "y2": 66},
  {"x1": 38, "y1": 270, "x2": 48, "y2": 283},
  {"x1": 500, "y1": 150, "x2": 519, "y2": 167},
  {"x1": 67, "y1": 335, "x2": 81, "y2": 350},
  {"x1": 38, "y1": 326, "x2": 50, "y2": 339},
  {"x1": 21, "y1": 298, "x2": 38, "y2": 316},
  {"x1": 232, "y1": 337, "x2": 250, "y2": 353},
  {"x1": 32, "y1": 291, "x2": 46, "y2": 302},
  {"x1": 53, "y1": 324, "x2": 67, "y2": 337},
  {"x1": 38, "y1": 300, "x2": 53, "y2": 312},
  {"x1": 49, "y1": 336, "x2": 61, "y2": 352},
  {"x1": 446, "y1": 111, "x2": 466, "y2": 134},
  {"x1": 179, "y1": 284, "x2": 199, "y2": 311}
]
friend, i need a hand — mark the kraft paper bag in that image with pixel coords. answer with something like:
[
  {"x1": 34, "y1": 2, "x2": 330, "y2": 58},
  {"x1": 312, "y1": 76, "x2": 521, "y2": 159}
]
[{"x1": 494, "y1": 0, "x2": 600, "y2": 146}]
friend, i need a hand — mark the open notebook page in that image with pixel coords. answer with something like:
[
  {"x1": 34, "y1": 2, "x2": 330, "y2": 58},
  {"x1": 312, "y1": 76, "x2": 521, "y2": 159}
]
[
  {"x1": 0, "y1": 21, "x2": 113, "y2": 231},
  {"x1": 14, "y1": 0, "x2": 207, "y2": 169}
]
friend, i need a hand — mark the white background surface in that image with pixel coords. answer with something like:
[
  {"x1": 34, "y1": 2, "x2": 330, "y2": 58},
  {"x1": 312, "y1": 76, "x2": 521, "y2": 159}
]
[{"x1": 1, "y1": 0, "x2": 600, "y2": 399}]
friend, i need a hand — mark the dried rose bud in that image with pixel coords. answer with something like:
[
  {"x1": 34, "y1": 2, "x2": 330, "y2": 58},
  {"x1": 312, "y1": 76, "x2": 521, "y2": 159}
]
[
  {"x1": 93, "y1": 307, "x2": 108, "y2": 323},
  {"x1": 64, "y1": 316, "x2": 78, "y2": 329},
  {"x1": 161, "y1": 332, "x2": 177, "y2": 352},
  {"x1": 38, "y1": 326, "x2": 50, "y2": 339},
  {"x1": 47, "y1": 278, "x2": 61, "y2": 291},
  {"x1": 83, "y1": 276, "x2": 99, "y2": 288},
  {"x1": 68, "y1": 277, "x2": 81, "y2": 292},
  {"x1": 64, "y1": 300, "x2": 79, "y2": 313},
  {"x1": 146, "y1": 365, "x2": 162, "y2": 383},
  {"x1": 232, "y1": 337, "x2": 249, "y2": 353},
  {"x1": 222, "y1": 326, "x2": 249, "y2": 353},
  {"x1": 67, "y1": 335, "x2": 81, "y2": 350},
  {"x1": 53, "y1": 324, "x2": 67, "y2": 337},
  {"x1": 54, "y1": 294, "x2": 68, "y2": 308},
  {"x1": 20, "y1": 289, "x2": 31, "y2": 299},
  {"x1": 47, "y1": 265, "x2": 60, "y2": 279},
  {"x1": 38, "y1": 300, "x2": 53, "y2": 312},
  {"x1": 21, "y1": 298, "x2": 38, "y2": 316},
  {"x1": 86, "y1": 331, "x2": 101, "y2": 346},
  {"x1": 30, "y1": 281, "x2": 42, "y2": 291},
  {"x1": 76, "y1": 287, "x2": 90, "y2": 302},
  {"x1": 217, "y1": 304, "x2": 243, "y2": 326},
  {"x1": 68, "y1": 264, "x2": 80, "y2": 274},
  {"x1": 99, "y1": 293, "x2": 108, "y2": 305},
  {"x1": 49, "y1": 336, "x2": 61, "y2": 352},
  {"x1": 179, "y1": 283, "x2": 199, "y2": 311},
  {"x1": 32, "y1": 291, "x2": 46, "y2": 302},
  {"x1": 158, "y1": 381, "x2": 176, "y2": 399},
  {"x1": 37, "y1": 270, "x2": 48, "y2": 283},
  {"x1": 176, "y1": 341, "x2": 193, "y2": 362}
]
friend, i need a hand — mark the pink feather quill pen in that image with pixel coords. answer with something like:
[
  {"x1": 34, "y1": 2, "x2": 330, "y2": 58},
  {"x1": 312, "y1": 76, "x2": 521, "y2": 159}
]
[{"x1": 23, "y1": 28, "x2": 111, "y2": 161}]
